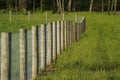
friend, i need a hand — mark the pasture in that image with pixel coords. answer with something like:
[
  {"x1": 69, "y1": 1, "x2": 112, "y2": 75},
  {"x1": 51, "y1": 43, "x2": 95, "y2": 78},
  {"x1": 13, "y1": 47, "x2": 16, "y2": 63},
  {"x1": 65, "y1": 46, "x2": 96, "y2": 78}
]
[{"x1": 0, "y1": 11, "x2": 120, "y2": 80}]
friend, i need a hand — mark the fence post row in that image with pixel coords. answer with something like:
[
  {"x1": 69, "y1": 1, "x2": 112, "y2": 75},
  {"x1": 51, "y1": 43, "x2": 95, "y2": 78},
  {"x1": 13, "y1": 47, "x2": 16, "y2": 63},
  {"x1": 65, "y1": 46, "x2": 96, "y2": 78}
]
[{"x1": 0, "y1": 17, "x2": 86, "y2": 80}]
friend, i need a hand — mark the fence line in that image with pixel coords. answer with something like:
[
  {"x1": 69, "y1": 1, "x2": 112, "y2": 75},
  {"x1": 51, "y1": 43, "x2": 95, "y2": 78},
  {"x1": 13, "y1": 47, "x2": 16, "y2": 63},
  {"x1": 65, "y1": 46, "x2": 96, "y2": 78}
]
[{"x1": 0, "y1": 17, "x2": 86, "y2": 80}]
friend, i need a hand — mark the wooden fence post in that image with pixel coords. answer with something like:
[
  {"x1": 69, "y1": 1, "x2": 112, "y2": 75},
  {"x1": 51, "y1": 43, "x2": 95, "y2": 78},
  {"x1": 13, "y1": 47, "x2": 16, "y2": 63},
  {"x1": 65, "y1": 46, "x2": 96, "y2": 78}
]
[
  {"x1": 40, "y1": 24, "x2": 46, "y2": 71},
  {"x1": 28, "y1": 11, "x2": 30, "y2": 22},
  {"x1": 78, "y1": 23, "x2": 81, "y2": 40},
  {"x1": 62, "y1": 13, "x2": 65, "y2": 20},
  {"x1": 57, "y1": 21, "x2": 61, "y2": 55},
  {"x1": 77, "y1": 23, "x2": 79, "y2": 41},
  {"x1": 1, "y1": 32, "x2": 11, "y2": 80},
  {"x1": 66, "y1": 21, "x2": 70, "y2": 46},
  {"x1": 69, "y1": 21, "x2": 72, "y2": 44},
  {"x1": 83, "y1": 17, "x2": 86, "y2": 32},
  {"x1": 46, "y1": 23, "x2": 52, "y2": 65},
  {"x1": 32, "y1": 26, "x2": 38, "y2": 80},
  {"x1": 71, "y1": 21, "x2": 73, "y2": 43},
  {"x1": 46, "y1": 12, "x2": 48, "y2": 23},
  {"x1": 80, "y1": 17, "x2": 85, "y2": 33},
  {"x1": 75, "y1": 22, "x2": 77, "y2": 42},
  {"x1": 64, "y1": 20, "x2": 67, "y2": 49},
  {"x1": 61, "y1": 21, "x2": 64, "y2": 52},
  {"x1": 75, "y1": 14, "x2": 77, "y2": 22},
  {"x1": 52, "y1": 22, "x2": 57, "y2": 61},
  {"x1": 72, "y1": 22, "x2": 75, "y2": 42},
  {"x1": 9, "y1": 11, "x2": 12, "y2": 22},
  {"x1": 20, "y1": 29, "x2": 27, "y2": 80}
]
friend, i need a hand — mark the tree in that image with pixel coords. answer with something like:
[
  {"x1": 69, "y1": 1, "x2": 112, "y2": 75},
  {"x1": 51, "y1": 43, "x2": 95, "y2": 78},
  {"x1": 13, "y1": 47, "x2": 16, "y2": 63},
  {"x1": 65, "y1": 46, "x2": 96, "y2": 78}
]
[
  {"x1": 6, "y1": 0, "x2": 11, "y2": 10},
  {"x1": 114, "y1": 0, "x2": 117, "y2": 14},
  {"x1": 40, "y1": 0, "x2": 43, "y2": 11},
  {"x1": 102, "y1": 0, "x2": 104, "y2": 13},
  {"x1": 62, "y1": 0, "x2": 64, "y2": 13},
  {"x1": 56, "y1": 0, "x2": 63, "y2": 13},
  {"x1": 108, "y1": 0, "x2": 110, "y2": 14},
  {"x1": 19, "y1": 0, "x2": 27, "y2": 12},
  {"x1": 111, "y1": 0, "x2": 114, "y2": 12},
  {"x1": 73, "y1": 0, "x2": 76, "y2": 12},
  {"x1": 68, "y1": 0, "x2": 72, "y2": 12},
  {"x1": 33, "y1": 0, "x2": 35, "y2": 11},
  {"x1": 15, "y1": 0, "x2": 18, "y2": 12},
  {"x1": 89, "y1": 0, "x2": 94, "y2": 12}
]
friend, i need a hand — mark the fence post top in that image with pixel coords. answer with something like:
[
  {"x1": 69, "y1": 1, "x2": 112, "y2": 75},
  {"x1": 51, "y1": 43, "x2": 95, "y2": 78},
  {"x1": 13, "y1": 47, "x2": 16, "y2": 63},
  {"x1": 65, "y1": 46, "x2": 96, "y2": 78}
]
[
  {"x1": 20, "y1": 28, "x2": 25, "y2": 30},
  {"x1": 32, "y1": 26, "x2": 37, "y2": 28},
  {"x1": 41, "y1": 24, "x2": 46, "y2": 27},
  {"x1": 1, "y1": 32, "x2": 11, "y2": 35}
]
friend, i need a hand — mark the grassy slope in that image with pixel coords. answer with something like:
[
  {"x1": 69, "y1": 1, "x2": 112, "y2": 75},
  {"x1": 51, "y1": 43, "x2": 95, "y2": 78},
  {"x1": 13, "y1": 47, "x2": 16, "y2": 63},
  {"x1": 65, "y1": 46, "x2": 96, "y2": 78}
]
[
  {"x1": 0, "y1": 11, "x2": 120, "y2": 80},
  {"x1": 37, "y1": 12, "x2": 120, "y2": 80}
]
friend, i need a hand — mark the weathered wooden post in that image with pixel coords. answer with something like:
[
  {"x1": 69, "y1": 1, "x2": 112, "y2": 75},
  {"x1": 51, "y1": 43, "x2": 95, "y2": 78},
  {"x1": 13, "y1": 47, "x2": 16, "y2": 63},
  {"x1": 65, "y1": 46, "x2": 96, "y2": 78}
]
[
  {"x1": 72, "y1": 22, "x2": 75, "y2": 42},
  {"x1": 46, "y1": 12, "x2": 48, "y2": 23},
  {"x1": 1, "y1": 32, "x2": 11, "y2": 80},
  {"x1": 52, "y1": 22, "x2": 57, "y2": 61},
  {"x1": 77, "y1": 23, "x2": 80, "y2": 40},
  {"x1": 71, "y1": 21, "x2": 73, "y2": 43},
  {"x1": 28, "y1": 11, "x2": 30, "y2": 22},
  {"x1": 75, "y1": 22, "x2": 77, "y2": 42},
  {"x1": 75, "y1": 14, "x2": 77, "y2": 22},
  {"x1": 66, "y1": 21, "x2": 70, "y2": 46},
  {"x1": 80, "y1": 17, "x2": 86, "y2": 33},
  {"x1": 46, "y1": 23, "x2": 52, "y2": 65},
  {"x1": 20, "y1": 29, "x2": 27, "y2": 80},
  {"x1": 77, "y1": 23, "x2": 79, "y2": 41},
  {"x1": 64, "y1": 20, "x2": 67, "y2": 49},
  {"x1": 83, "y1": 17, "x2": 86, "y2": 32},
  {"x1": 80, "y1": 17, "x2": 83, "y2": 33},
  {"x1": 57, "y1": 21, "x2": 61, "y2": 55},
  {"x1": 9, "y1": 11, "x2": 12, "y2": 22},
  {"x1": 40, "y1": 24, "x2": 46, "y2": 71},
  {"x1": 69, "y1": 21, "x2": 72, "y2": 44},
  {"x1": 62, "y1": 13, "x2": 65, "y2": 20},
  {"x1": 32, "y1": 26, "x2": 38, "y2": 80},
  {"x1": 61, "y1": 21, "x2": 64, "y2": 52},
  {"x1": 79, "y1": 23, "x2": 81, "y2": 38}
]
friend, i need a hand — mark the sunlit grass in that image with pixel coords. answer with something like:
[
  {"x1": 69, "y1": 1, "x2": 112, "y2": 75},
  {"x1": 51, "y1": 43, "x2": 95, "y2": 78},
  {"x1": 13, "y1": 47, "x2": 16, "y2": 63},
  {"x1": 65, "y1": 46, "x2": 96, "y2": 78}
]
[
  {"x1": 0, "y1": 11, "x2": 120, "y2": 80},
  {"x1": 38, "y1": 12, "x2": 120, "y2": 80}
]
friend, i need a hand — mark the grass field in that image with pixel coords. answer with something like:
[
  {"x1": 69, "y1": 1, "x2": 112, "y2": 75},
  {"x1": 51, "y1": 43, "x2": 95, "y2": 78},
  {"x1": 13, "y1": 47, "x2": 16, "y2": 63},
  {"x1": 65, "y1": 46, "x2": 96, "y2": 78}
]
[
  {"x1": 37, "y1": 12, "x2": 120, "y2": 80},
  {"x1": 0, "y1": 11, "x2": 77, "y2": 33},
  {"x1": 0, "y1": 11, "x2": 120, "y2": 80}
]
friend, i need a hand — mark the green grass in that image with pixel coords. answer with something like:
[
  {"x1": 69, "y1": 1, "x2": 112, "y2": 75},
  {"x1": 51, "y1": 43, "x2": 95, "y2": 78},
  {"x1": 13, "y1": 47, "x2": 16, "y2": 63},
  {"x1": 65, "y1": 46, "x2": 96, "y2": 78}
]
[
  {"x1": 37, "y1": 12, "x2": 120, "y2": 80},
  {"x1": 0, "y1": 11, "x2": 80, "y2": 33},
  {"x1": 0, "y1": 11, "x2": 120, "y2": 80}
]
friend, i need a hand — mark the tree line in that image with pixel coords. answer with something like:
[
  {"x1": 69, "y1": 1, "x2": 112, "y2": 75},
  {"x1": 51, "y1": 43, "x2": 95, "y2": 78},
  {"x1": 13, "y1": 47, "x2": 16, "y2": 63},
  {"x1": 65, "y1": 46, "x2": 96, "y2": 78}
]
[{"x1": 0, "y1": 0, "x2": 119, "y2": 14}]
